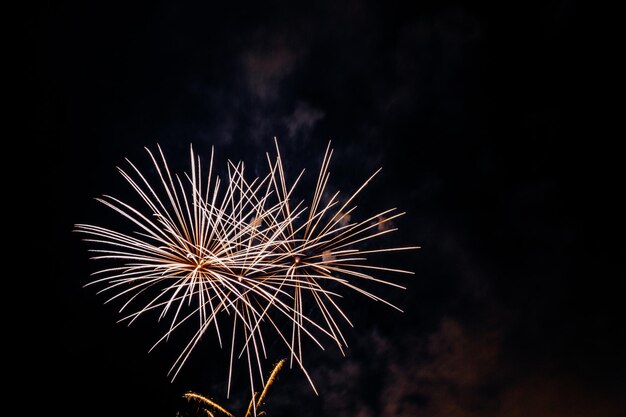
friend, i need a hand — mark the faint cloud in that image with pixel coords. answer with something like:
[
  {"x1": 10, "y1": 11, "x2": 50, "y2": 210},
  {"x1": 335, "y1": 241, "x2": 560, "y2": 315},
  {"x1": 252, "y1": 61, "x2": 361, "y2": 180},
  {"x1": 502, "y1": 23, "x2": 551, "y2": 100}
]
[
  {"x1": 337, "y1": 212, "x2": 351, "y2": 228},
  {"x1": 418, "y1": 318, "x2": 500, "y2": 386},
  {"x1": 496, "y1": 376, "x2": 626, "y2": 417},
  {"x1": 381, "y1": 318, "x2": 502, "y2": 417},
  {"x1": 284, "y1": 101, "x2": 325, "y2": 140},
  {"x1": 376, "y1": 215, "x2": 395, "y2": 233},
  {"x1": 305, "y1": 312, "x2": 625, "y2": 417},
  {"x1": 242, "y1": 39, "x2": 299, "y2": 103}
]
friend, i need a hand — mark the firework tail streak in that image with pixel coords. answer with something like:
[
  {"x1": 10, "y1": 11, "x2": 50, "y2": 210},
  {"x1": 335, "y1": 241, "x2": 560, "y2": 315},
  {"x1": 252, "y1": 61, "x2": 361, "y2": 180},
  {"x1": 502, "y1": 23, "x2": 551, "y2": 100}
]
[{"x1": 74, "y1": 138, "x2": 419, "y2": 415}]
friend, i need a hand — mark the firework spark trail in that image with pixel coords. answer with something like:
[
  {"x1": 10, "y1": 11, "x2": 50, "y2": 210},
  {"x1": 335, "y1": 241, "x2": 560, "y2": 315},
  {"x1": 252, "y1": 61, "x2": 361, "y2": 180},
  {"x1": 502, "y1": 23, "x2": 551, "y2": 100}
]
[{"x1": 75, "y1": 139, "x2": 419, "y2": 405}]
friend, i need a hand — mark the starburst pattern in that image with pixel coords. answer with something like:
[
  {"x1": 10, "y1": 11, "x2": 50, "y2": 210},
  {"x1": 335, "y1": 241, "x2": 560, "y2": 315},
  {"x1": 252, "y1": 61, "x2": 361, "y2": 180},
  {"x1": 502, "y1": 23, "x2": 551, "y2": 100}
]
[{"x1": 75, "y1": 139, "x2": 418, "y2": 409}]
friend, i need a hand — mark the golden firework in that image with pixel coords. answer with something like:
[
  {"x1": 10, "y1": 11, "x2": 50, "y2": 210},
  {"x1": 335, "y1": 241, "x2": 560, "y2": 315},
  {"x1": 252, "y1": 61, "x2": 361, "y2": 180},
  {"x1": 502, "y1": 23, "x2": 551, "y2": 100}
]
[{"x1": 75, "y1": 138, "x2": 418, "y2": 405}]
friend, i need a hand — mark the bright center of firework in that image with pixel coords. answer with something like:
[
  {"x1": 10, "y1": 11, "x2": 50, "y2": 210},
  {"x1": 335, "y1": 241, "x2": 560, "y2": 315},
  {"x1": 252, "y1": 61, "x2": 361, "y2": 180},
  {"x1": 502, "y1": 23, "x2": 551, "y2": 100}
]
[
  {"x1": 186, "y1": 252, "x2": 211, "y2": 272},
  {"x1": 293, "y1": 255, "x2": 302, "y2": 265}
]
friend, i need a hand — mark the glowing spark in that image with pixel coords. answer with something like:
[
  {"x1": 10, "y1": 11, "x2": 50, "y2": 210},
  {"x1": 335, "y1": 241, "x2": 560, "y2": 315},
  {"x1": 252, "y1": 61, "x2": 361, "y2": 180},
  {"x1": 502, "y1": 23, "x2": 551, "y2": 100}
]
[
  {"x1": 183, "y1": 392, "x2": 235, "y2": 417},
  {"x1": 180, "y1": 358, "x2": 286, "y2": 417},
  {"x1": 75, "y1": 138, "x2": 419, "y2": 403}
]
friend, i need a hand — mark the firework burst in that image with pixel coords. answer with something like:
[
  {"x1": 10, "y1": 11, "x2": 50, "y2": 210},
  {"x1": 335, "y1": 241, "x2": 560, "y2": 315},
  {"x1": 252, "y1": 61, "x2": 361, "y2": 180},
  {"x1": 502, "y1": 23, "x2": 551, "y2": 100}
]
[{"x1": 75, "y1": 139, "x2": 418, "y2": 411}]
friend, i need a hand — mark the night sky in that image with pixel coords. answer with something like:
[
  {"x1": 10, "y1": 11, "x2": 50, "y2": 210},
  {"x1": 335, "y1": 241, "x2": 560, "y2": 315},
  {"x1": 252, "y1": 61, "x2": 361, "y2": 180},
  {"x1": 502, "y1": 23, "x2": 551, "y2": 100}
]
[{"x1": 29, "y1": 1, "x2": 624, "y2": 416}]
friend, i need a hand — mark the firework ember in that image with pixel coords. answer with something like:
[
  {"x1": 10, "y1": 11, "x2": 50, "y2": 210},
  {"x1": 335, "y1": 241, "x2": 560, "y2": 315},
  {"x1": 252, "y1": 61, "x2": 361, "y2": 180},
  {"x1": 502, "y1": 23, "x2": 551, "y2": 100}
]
[{"x1": 75, "y1": 138, "x2": 418, "y2": 406}]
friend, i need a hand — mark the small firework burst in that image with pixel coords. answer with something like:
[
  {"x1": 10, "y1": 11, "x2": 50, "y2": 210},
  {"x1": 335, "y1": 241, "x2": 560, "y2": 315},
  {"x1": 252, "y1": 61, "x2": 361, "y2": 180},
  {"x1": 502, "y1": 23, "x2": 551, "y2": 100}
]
[
  {"x1": 178, "y1": 359, "x2": 286, "y2": 417},
  {"x1": 75, "y1": 139, "x2": 418, "y2": 408}
]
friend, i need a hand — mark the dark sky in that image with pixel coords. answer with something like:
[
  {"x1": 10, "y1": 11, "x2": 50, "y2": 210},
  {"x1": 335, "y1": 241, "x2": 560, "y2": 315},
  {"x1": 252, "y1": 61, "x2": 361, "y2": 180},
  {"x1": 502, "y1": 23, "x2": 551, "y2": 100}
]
[{"x1": 29, "y1": 1, "x2": 624, "y2": 416}]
